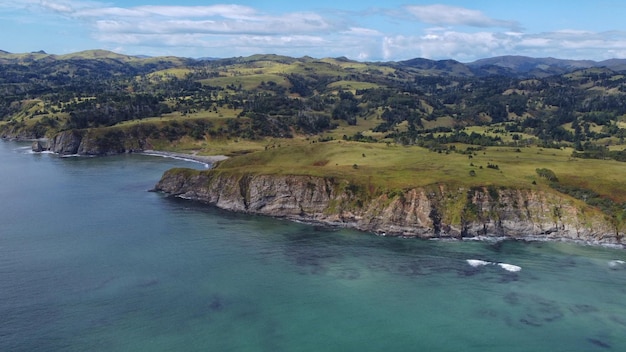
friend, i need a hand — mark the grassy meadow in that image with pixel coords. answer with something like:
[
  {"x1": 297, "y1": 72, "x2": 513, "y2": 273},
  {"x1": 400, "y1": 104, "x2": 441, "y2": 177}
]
[{"x1": 208, "y1": 138, "x2": 626, "y2": 205}]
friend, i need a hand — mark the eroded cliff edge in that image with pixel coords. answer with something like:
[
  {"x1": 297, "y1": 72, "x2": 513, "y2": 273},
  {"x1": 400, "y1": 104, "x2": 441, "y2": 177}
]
[
  {"x1": 34, "y1": 129, "x2": 149, "y2": 155},
  {"x1": 154, "y1": 168, "x2": 623, "y2": 245}
]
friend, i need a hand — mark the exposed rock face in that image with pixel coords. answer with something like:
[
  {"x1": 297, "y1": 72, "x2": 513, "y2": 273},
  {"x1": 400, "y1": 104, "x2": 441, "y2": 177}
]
[
  {"x1": 41, "y1": 129, "x2": 148, "y2": 155},
  {"x1": 154, "y1": 169, "x2": 621, "y2": 244},
  {"x1": 48, "y1": 130, "x2": 85, "y2": 154},
  {"x1": 31, "y1": 140, "x2": 46, "y2": 152}
]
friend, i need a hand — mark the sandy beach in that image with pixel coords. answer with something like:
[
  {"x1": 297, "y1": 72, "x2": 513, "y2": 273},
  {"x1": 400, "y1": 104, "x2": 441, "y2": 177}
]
[{"x1": 142, "y1": 150, "x2": 228, "y2": 167}]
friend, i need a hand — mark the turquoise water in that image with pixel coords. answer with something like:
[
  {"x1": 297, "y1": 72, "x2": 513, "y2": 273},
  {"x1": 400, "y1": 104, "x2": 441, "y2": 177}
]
[{"x1": 1, "y1": 140, "x2": 626, "y2": 352}]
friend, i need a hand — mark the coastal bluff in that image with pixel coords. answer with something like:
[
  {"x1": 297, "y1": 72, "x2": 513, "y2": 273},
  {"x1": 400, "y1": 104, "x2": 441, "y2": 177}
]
[
  {"x1": 154, "y1": 168, "x2": 622, "y2": 245},
  {"x1": 32, "y1": 129, "x2": 149, "y2": 155}
]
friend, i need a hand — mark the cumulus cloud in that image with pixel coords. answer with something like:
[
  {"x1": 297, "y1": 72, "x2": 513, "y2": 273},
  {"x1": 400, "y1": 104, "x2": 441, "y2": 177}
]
[
  {"x1": 4, "y1": 0, "x2": 348, "y2": 57},
  {"x1": 53, "y1": 2, "x2": 340, "y2": 38},
  {"x1": 382, "y1": 31, "x2": 509, "y2": 61},
  {"x1": 131, "y1": 5, "x2": 257, "y2": 19},
  {"x1": 2, "y1": 0, "x2": 626, "y2": 61},
  {"x1": 404, "y1": 4, "x2": 519, "y2": 30},
  {"x1": 381, "y1": 28, "x2": 626, "y2": 61}
]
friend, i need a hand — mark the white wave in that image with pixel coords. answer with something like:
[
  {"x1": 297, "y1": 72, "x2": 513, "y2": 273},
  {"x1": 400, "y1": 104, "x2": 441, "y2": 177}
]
[
  {"x1": 608, "y1": 260, "x2": 625, "y2": 269},
  {"x1": 467, "y1": 259, "x2": 522, "y2": 272},
  {"x1": 27, "y1": 150, "x2": 54, "y2": 155},
  {"x1": 497, "y1": 263, "x2": 522, "y2": 272},
  {"x1": 142, "y1": 152, "x2": 210, "y2": 168},
  {"x1": 467, "y1": 259, "x2": 491, "y2": 267}
]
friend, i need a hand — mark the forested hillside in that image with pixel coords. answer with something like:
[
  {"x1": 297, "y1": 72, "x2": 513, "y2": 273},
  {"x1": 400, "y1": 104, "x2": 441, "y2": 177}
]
[
  {"x1": 2, "y1": 50, "x2": 626, "y2": 161},
  {"x1": 4, "y1": 50, "x2": 626, "y2": 238}
]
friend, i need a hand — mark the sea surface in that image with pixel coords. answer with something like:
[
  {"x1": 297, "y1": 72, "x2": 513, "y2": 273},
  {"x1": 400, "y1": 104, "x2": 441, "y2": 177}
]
[{"x1": 1, "y1": 140, "x2": 626, "y2": 352}]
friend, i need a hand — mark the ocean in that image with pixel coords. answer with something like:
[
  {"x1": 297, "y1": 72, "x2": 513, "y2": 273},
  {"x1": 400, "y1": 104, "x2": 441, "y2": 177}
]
[{"x1": 1, "y1": 140, "x2": 625, "y2": 351}]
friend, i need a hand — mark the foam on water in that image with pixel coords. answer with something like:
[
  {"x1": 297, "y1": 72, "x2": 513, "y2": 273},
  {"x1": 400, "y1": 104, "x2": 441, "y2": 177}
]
[
  {"x1": 467, "y1": 259, "x2": 491, "y2": 267},
  {"x1": 498, "y1": 263, "x2": 522, "y2": 272},
  {"x1": 142, "y1": 152, "x2": 211, "y2": 168},
  {"x1": 467, "y1": 259, "x2": 522, "y2": 272},
  {"x1": 61, "y1": 153, "x2": 94, "y2": 158}
]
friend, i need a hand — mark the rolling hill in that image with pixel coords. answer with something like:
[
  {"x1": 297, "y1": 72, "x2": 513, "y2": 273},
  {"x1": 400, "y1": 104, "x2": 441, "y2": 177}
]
[{"x1": 2, "y1": 49, "x2": 626, "y2": 240}]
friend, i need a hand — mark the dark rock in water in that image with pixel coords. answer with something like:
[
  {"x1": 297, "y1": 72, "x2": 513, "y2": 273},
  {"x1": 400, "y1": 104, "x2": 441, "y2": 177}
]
[
  {"x1": 519, "y1": 317, "x2": 543, "y2": 327},
  {"x1": 504, "y1": 292, "x2": 564, "y2": 327},
  {"x1": 31, "y1": 140, "x2": 46, "y2": 152},
  {"x1": 498, "y1": 273, "x2": 519, "y2": 283},
  {"x1": 569, "y1": 304, "x2": 598, "y2": 314},
  {"x1": 209, "y1": 296, "x2": 224, "y2": 311},
  {"x1": 610, "y1": 315, "x2": 626, "y2": 327},
  {"x1": 587, "y1": 338, "x2": 611, "y2": 349},
  {"x1": 488, "y1": 240, "x2": 505, "y2": 252},
  {"x1": 396, "y1": 261, "x2": 425, "y2": 276},
  {"x1": 504, "y1": 292, "x2": 520, "y2": 305},
  {"x1": 458, "y1": 268, "x2": 480, "y2": 277},
  {"x1": 335, "y1": 268, "x2": 361, "y2": 280}
]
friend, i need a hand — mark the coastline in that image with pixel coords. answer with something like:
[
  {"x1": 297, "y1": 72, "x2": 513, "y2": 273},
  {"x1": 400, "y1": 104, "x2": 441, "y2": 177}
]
[
  {"x1": 4, "y1": 138, "x2": 622, "y2": 249},
  {"x1": 267, "y1": 211, "x2": 626, "y2": 250},
  {"x1": 154, "y1": 170, "x2": 626, "y2": 249},
  {"x1": 141, "y1": 150, "x2": 229, "y2": 167}
]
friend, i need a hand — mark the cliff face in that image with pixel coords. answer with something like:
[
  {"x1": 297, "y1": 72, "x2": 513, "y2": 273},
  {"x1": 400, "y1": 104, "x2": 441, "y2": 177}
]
[
  {"x1": 43, "y1": 129, "x2": 148, "y2": 155},
  {"x1": 48, "y1": 130, "x2": 85, "y2": 154},
  {"x1": 154, "y1": 169, "x2": 620, "y2": 244}
]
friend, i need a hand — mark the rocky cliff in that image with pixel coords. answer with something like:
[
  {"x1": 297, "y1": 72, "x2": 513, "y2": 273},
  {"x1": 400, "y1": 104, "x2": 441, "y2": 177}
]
[
  {"x1": 154, "y1": 168, "x2": 622, "y2": 245},
  {"x1": 41, "y1": 129, "x2": 149, "y2": 155}
]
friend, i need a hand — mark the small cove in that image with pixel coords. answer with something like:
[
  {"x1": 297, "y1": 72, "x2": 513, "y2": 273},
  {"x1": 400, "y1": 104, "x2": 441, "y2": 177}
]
[{"x1": 1, "y1": 140, "x2": 625, "y2": 352}]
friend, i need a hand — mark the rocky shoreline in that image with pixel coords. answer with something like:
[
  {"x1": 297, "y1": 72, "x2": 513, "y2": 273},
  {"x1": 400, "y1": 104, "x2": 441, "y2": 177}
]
[
  {"x1": 24, "y1": 136, "x2": 229, "y2": 167},
  {"x1": 153, "y1": 169, "x2": 625, "y2": 248},
  {"x1": 12, "y1": 135, "x2": 624, "y2": 248}
]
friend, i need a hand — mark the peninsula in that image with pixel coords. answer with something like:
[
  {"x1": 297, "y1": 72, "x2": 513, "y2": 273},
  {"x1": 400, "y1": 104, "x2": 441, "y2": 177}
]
[{"x1": 2, "y1": 50, "x2": 626, "y2": 245}]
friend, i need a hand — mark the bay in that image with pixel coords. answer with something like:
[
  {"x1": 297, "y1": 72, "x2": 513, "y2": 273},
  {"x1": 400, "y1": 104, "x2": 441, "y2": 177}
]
[{"x1": 1, "y1": 140, "x2": 625, "y2": 352}]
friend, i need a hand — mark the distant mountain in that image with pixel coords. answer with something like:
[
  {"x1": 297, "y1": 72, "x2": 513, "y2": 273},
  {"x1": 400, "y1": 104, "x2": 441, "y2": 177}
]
[
  {"x1": 467, "y1": 56, "x2": 626, "y2": 77},
  {"x1": 56, "y1": 49, "x2": 139, "y2": 61},
  {"x1": 2, "y1": 49, "x2": 626, "y2": 78},
  {"x1": 392, "y1": 55, "x2": 626, "y2": 78},
  {"x1": 597, "y1": 58, "x2": 626, "y2": 71},
  {"x1": 395, "y1": 58, "x2": 474, "y2": 77},
  {"x1": 0, "y1": 49, "x2": 195, "y2": 69}
]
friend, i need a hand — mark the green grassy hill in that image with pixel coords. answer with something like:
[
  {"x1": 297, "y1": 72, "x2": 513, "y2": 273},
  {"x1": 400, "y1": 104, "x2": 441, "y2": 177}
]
[{"x1": 2, "y1": 50, "x2": 626, "y2": 225}]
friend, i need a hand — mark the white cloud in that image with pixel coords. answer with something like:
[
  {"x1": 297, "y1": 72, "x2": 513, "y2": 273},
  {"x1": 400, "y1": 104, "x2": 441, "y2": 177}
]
[
  {"x1": 132, "y1": 5, "x2": 257, "y2": 19},
  {"x1": 382, "y1": 30, "x2": 516, "y2": 61},
  {"x1": 343, "y1": 27, "x2": 383, "y2": 37},
  {"x1": 34, "y1": 0, "x2": 104, "y2": 14},
  {"x1": 380, "y1": 28, "x2": 626, "y2": 62},
  {"x1": 404, "y1": 4, "x2": 519, "y2": 29},
  {"x1": 31, "y1": 1, "x2": 358, "y2": 57},
  {"x1": 2, "y1": 0, "x2": 626, "y2": 61},
  {"x1": 70, "y1": 3, "x2": 339, "y2": 37},
  {"x1": 40, "y1": 0, "x2": 74, "y2": 14}
]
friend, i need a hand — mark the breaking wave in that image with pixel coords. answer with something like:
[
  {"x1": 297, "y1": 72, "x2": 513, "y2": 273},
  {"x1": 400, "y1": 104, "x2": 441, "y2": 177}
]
[{"x1": 466, "y1": 259, "x2": 522, "y2": 272}]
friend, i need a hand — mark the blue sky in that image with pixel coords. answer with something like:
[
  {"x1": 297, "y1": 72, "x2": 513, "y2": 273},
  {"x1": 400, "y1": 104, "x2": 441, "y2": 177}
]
[{"x1": 2, "y1": 0, "x2": 626, "y2": 62}]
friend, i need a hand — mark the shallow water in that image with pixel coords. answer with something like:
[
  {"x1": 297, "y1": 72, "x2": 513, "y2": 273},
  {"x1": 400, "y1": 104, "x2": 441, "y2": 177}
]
[{"x1": 1, "y1": 140, "x2": 625, "y2": 351}]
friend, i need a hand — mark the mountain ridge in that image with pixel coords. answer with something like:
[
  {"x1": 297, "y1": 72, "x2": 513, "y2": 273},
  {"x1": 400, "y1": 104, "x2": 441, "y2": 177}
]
[{"x1": 2, "y1": 49, "x2": 626, "y2": 77}]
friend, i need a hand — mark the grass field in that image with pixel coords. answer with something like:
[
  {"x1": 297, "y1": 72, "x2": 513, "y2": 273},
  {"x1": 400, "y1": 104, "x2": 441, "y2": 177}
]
[{"x1": 209, "y1": 139, "x2": 626, "y2": 204}]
